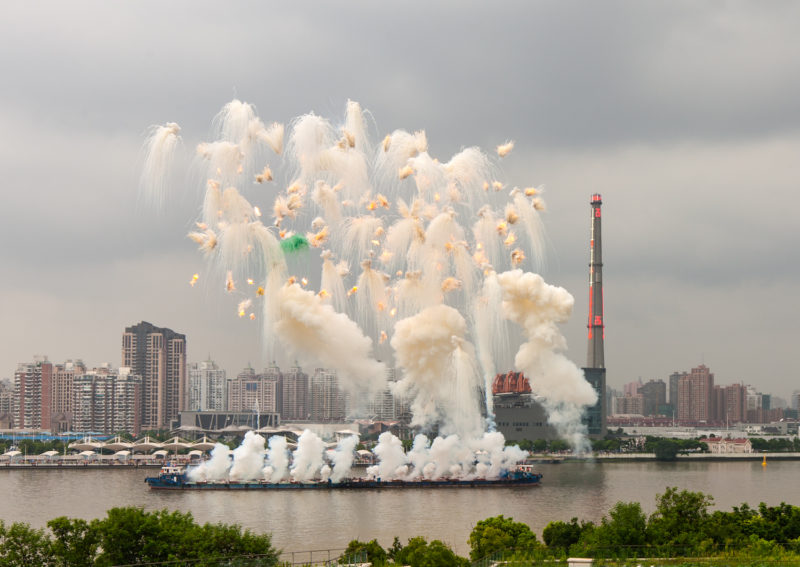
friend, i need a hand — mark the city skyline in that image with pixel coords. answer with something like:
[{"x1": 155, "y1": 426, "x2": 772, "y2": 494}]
[{"x1": 1, "y1": 4, "x2": 799, "y2": 400}]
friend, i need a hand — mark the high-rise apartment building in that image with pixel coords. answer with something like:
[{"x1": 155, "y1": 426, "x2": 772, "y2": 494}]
[
  {"x1": 50, "y1": 359, "x2": 86, "y2": 431},
  {"x1": 677, "y1": 364, "x2": 714, "y2": 423},
  {"x1": 368, "y1": 368, "x2": 411, "y2": 422},
  {"x1": 309, "y1": 368, "x2": 346, "y2": 422},
  {"x1": 623, "y1": 379, "x2": 642, "y2": 397},
  {"x1": 13, "y1": 357, "x2": 53, "y2": 430},
  {"x1": 72, "y1": 367, "x2": 142, "y2": 435},
  {"x1": 614, "y1": 394, "x2": 644, "y2": 415},
  {"x1": 113, "y1": 368, "x2": 142, "y2": 436},
  {"x1": 73, "y1": 370, "x2": 112, "y2": 434},
  {"x1": 188, "y1": 359, "x2": 226, "y2": 411},
  {"x1": 227, "y1": 364, "x2": 279, "y2": 413},
  {"x1": 639, "y1": 379, "x2": 666, "y2": 416},
  {"x1": 0, "y1": 379, "x2": 14, "y2": 428},
  {"x1": 720, "y1": 383, "x2": 747, "y2": 424},
  {"x1": 122, "y1": 321, "x2": 186, "y2": 430},
  {"x1": 668, "y1": 371, "x2": 684, "y2": 409},
  {"x1": 280, "y1": 365, "x2": 309, "y2": 421}
]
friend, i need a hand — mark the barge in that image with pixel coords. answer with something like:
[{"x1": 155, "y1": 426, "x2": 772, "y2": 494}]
[{"x1": 145, "y1": 464, "x2": 542, "y2": 490}]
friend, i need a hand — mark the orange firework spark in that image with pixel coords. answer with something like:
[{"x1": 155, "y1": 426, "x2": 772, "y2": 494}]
[
  {"x1": 398, "y1": 165, "x2": 414, "y2": 180},
  {"x1": 256, "y1": 286, "x2": 265, "y2": 296},
  {"x1": 255, "y1": 166, "x2": 273, "y2": 183},
  {"x1": 189, "y1": 273, "x2": 199, "y2": 287},
  {"x1": 347, "y1": 286, "x2": 358, "y2": 297},
  {"x1": 441, "y1": 277, "x2": 462, "y2": 293},
  {"x1": 497, "y1": 140, "x2": 514, "y2": 158}
]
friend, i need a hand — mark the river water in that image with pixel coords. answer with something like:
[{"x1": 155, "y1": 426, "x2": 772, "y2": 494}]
[{"x1": 1, "y1": 460, "x2": 797, "y2": 556}]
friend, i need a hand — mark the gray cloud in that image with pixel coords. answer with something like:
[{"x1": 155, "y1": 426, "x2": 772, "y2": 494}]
[{"x1": 1, "y1": 2, "x2": 798, "y2": 399}]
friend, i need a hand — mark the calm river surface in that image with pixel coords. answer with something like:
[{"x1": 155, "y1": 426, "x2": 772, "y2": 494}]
[{"x1": 1, "y1": 460, "x2": 797, "y2": 555}]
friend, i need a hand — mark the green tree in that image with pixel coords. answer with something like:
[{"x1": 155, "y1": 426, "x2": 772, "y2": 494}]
[
  {"x1": 647, "y1": 487, "x2": 713, "y2": 549},
  {"x1": 341, "y1": 539, "x2": 387, "y2": 566},
  {"x1": 394, "y1": 537, "x2": 466, "y2": 567},
  {"x1": 542, "y1": 517, "x2": 588, "y2": 554},
  {"x1": 468, "y1": 515, "x2": 538, "y2": 561},
  {"x1": 652, "y1": 439, "x2": 679, "y2": 461},
  {"x1": 93, "y1": 507, "x2": 277, "y2": 565},
  {"x1": 47, "y1": 516, "x2": 99, "y2": 566},
  {"x1": 0, "y1": 520, "x2": 55, "y2": 566},
  {"x1": 548, "y1": 439, "x2": 570, "y2": 452},
  {"x1": 592, "y1": 502, "x2": 647, "y2": 551}
]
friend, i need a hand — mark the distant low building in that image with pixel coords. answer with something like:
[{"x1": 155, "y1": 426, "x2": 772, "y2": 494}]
[{"x1": 704, "y1": 437, "x2": 752, "y2": 454}]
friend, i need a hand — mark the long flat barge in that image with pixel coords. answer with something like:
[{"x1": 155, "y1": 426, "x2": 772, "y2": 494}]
[{"x1": 145, "y1": 464, "x2": 542, "y2": 490}]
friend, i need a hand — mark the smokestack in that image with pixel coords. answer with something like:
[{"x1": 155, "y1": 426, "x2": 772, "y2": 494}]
[{"x1": 587, "y1": 193, "x2": 604, "y2": 369}]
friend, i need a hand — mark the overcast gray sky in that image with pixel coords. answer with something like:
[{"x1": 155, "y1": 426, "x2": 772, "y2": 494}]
[{"x1": 1, "y1": 1, "x2": 798, "y2": 400}]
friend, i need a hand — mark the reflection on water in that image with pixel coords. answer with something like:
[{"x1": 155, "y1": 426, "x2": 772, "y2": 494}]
[{"x1": 0, "y1": 460, "x2": 795, "y2": 555}]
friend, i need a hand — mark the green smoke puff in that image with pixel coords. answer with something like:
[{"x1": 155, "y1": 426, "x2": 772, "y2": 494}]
[{"x1": 280, "y1": 234, "x2": 309, "y2": 254}]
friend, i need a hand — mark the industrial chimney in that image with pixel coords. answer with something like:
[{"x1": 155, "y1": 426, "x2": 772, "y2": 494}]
[
  {"x1": 587, "y1": 193, "x2": 605, "y2": 369},
  {"x1": 582, "y1": 193, "x2": 606, "y2": 437}
]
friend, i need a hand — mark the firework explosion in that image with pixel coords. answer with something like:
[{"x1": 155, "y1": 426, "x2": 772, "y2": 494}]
[{"x1": 142, "y1": 99, "x2": 596, "y2": 480}]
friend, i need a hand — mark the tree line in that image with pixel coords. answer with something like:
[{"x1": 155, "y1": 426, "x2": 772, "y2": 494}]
[
  {"x1": 343, "y1": 488, "x2": 800, "y2": 566},
  {"x1": 0, "y1": 507, "x2": 278, "y2": 566},
  {"x1": 2, "y1": 490, "x2": 800, "y2": 565}
]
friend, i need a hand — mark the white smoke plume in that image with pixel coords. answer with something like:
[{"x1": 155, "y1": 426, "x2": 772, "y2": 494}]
[
  {"x1": 272, "y1": 282, "x2": 387, "y2": 399},
  {"x1": 263, "y1": 435, "x2": 290, "y2": 483},
  {"x1": 329, "y1": 435, "x2": 359, "y2": 483},
  {"x1": 367, "y1": 431, "x2": 527, "y2": 481},
  {"x1": 290, "y1": 429, "x2": 327, "y2": 482},
  {"x1": 229, "y1": 431, "x2": 266, "y2": 481},
  {"x1": 140, "y1": 122, "x2": 180, "y2": 210},
  {"x1": 187, "y1": 442, "x2": 231, "y2": 482},
  {"x1": 366, "y1": 431, "x2": 408, "y2": 481},
  {"x1": 391, "y1": 304, "x2": 483, "y2": 438},
  {"x1": 497, "y1": 269, "x2": 598, "y2": 452}
]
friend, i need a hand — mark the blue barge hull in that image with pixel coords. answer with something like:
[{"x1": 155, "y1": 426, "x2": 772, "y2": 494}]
[{"x1": 145, "y1": 465, "x2": 542, "y2": 490}]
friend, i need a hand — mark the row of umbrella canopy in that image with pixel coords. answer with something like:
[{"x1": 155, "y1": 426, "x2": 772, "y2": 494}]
[
  {"x1": 67, "y1": 435, "x2": 217, "y2": 453},
  {"x1": 66, "y1": 427, "x2": 361, "y2": 454}
]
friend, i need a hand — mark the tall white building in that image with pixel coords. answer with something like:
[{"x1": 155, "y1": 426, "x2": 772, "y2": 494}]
[
  {"x1": 188, "y1": 359, "x2": 227, "y2": 411},
  {"x1": 72, "y1": 367, "x2": 142, "y2": 436}
]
